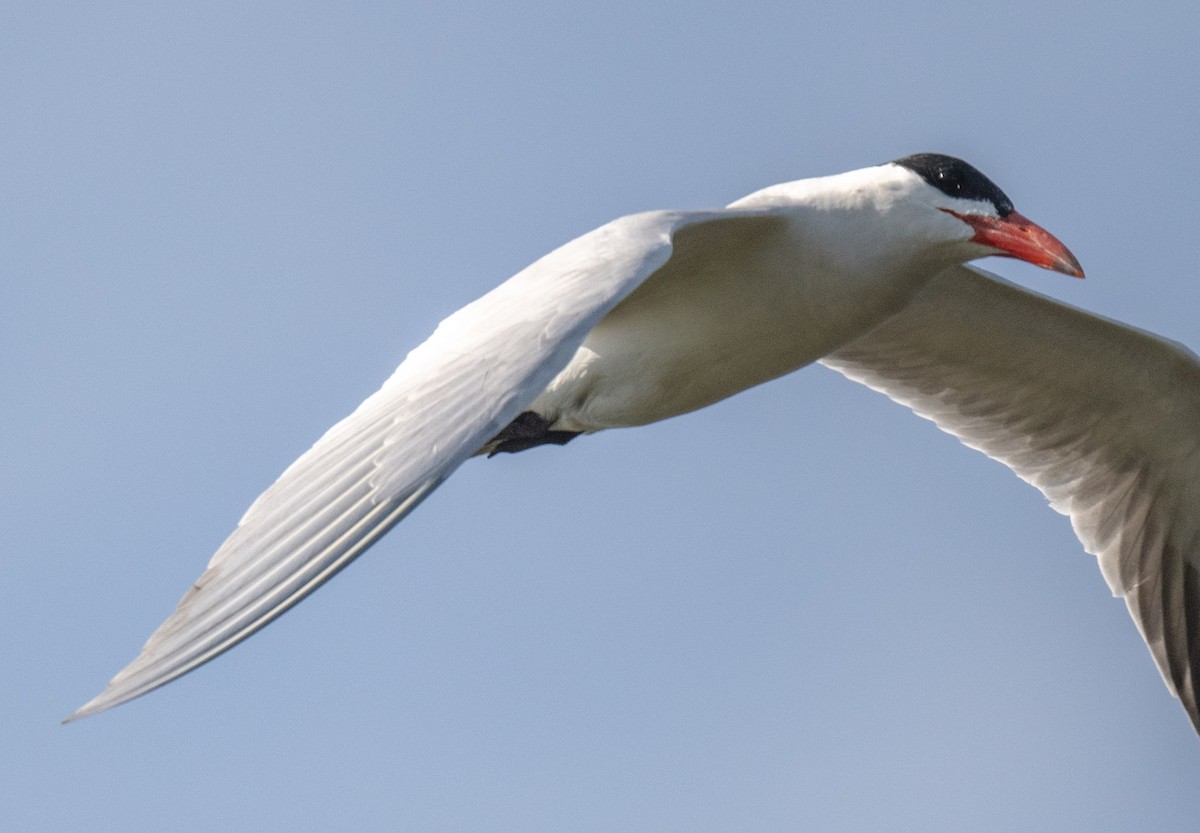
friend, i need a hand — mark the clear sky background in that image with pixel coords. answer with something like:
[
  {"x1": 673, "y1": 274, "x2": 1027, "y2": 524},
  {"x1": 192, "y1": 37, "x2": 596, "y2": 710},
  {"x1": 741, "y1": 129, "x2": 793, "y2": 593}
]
[{"x1": 6, "y1": 2, "x2": 1200, "y2": 830}]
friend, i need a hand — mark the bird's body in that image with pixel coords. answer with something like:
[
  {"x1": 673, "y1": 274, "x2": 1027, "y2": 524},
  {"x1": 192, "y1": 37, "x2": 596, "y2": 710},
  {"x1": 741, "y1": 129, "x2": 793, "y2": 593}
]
[
  {"x1": 71, "y1": 154, "x2": 1200, "y2": 739},
  {"x1": 510, "y1": 163, "x2": 999, "y2": 437}
]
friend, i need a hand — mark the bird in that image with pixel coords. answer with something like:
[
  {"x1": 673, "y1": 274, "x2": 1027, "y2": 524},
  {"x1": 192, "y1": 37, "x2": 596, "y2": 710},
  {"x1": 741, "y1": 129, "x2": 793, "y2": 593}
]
[{"x1": 67, "y1": 153, "x2": 1200, "y2": 735}]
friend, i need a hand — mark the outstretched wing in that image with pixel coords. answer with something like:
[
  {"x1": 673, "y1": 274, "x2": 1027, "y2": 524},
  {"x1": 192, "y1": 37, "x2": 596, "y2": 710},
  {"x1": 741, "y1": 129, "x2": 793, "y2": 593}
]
[
  {"x1": 821, "y1": 265, "x2": 1200, "y2": 731},
  {"x1": 69, "y1": 207, "x2": 780, "y2": 720}
]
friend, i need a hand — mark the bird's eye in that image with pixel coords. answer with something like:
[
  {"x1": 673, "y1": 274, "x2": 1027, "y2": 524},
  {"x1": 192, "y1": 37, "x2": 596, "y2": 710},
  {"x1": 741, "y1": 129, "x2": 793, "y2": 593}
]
[
  {"x1": 936, "y1": 169, "x2": 965, "y2": 194},
  {"x1": 893, "y1": 153, "x2": 1015, "y2": 215}
]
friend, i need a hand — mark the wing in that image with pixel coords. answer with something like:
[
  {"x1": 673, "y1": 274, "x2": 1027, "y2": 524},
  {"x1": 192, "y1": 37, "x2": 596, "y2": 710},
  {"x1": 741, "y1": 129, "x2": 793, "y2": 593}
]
[
  {"x1": 69, "y1": 207, "x2": 781, "y2": 721},
  {"x1": 820, "y1": 264, "x2": 1200, "y2": 731}
]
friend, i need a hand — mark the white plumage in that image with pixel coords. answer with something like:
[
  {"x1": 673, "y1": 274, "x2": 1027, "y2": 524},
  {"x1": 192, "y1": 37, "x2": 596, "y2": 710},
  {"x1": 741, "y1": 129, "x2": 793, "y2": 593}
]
[{"x1": 70, "y1": 155, "x2": 1200, "y2": 735}]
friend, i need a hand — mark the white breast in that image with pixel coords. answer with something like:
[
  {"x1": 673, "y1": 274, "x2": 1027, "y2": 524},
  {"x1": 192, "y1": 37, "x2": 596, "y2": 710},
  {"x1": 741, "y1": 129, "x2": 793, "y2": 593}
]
[{"x1": 531, "y1": 207, "x2": 946, "y2": 433}]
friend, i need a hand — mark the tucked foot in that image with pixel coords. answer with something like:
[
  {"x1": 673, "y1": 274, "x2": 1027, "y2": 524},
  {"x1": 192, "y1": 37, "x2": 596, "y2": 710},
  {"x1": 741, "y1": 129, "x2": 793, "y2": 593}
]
[{"x1": 487, "y1": 411, "x2": 582, "y2": 456}]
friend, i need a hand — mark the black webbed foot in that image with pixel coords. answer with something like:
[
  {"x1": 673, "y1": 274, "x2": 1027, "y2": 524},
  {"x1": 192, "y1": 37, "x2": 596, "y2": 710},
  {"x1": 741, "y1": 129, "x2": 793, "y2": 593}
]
[{"x1": 487, "y1": 411, "x2": 582, "y2": 456}]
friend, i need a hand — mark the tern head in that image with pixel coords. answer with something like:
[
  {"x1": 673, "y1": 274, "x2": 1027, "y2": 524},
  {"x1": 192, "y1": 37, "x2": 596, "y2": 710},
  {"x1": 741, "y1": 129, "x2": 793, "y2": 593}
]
[
  {"x1": 889, "y1": 152, "x2": 1084, "y2": 277},
  {"x1": 731, "y1": 153, "x2": 1083, "y2": 281}
]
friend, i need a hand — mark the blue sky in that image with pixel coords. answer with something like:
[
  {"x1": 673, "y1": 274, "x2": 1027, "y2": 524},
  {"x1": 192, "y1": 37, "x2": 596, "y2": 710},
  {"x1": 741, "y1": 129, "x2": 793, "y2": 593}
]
[{"x1": 6, "y1": 2, "x2": 1200, "y2": 830}]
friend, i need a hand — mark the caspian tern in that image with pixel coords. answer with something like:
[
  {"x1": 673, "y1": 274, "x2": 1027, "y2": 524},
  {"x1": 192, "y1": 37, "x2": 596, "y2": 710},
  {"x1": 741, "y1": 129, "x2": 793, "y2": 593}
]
[{"x1": 69, "y1": 154, "x2": 1200, "y2": 735}]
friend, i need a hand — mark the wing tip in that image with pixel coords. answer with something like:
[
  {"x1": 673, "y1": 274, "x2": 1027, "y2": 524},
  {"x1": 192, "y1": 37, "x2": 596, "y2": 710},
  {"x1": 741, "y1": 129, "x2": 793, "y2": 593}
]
[
  {"x1": 62, "y1": 657, "x2": 166, "y2": 724},
  {"x1": 62, "y1": 691, "x2": 119, "y2": 724}
]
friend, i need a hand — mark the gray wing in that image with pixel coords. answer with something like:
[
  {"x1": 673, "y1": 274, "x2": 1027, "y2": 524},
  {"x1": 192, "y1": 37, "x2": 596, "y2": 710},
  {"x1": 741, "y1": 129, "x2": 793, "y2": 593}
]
[
  {"x1": 821, "y1": 264, "x2": 1200, "y2": 731},
  {"x1": 69, "y1": 207, "x2": 779, "y2": 720}
]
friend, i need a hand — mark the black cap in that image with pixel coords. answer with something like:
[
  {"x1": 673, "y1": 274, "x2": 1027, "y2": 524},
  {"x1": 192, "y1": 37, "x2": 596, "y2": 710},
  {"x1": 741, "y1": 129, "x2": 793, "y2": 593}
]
[{"x1": 892, "y1": 153, "x2": 1014, "y2": 217}]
